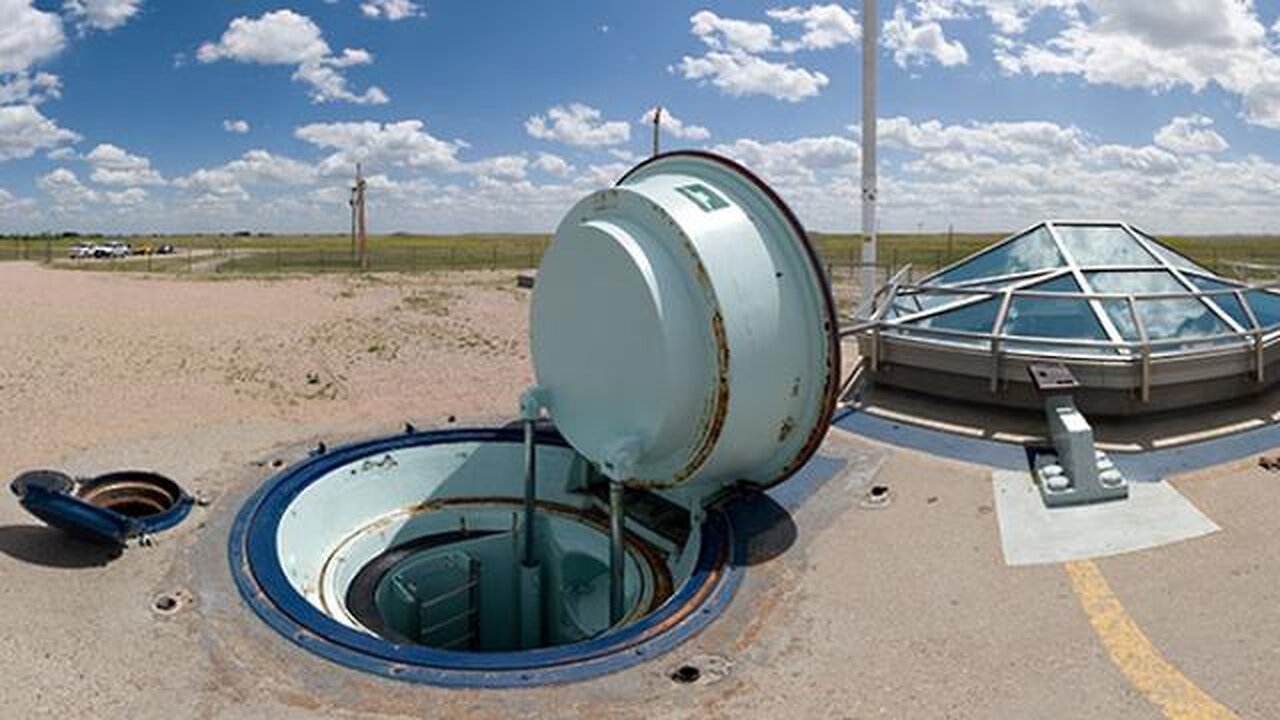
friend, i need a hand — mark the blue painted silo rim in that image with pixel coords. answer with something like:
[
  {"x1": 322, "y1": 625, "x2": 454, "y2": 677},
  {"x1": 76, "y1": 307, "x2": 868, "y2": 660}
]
[
  {"x1": 77, "y1": 471, "x2": 195, "y2": 535},
  {"x1": 12, "y1": 469, "x2": 194, "y2": 545},
  {"x1": 228, "y1": 426, "x2": 743, "y2": 687},
  {"x1": 9, "y1": 469, "x2": 75, "y2": 497}
]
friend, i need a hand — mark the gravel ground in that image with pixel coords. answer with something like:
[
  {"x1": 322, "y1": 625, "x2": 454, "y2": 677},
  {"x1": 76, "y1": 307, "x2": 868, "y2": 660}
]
[{"x1": 0, "y1": 263, "x2": 534, "y2": 475}]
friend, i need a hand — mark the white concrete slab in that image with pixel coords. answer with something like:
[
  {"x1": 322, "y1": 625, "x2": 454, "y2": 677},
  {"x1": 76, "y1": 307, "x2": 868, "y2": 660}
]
[{"x1": 993, "y1": 471, "x2": 1220, "y2": 566}]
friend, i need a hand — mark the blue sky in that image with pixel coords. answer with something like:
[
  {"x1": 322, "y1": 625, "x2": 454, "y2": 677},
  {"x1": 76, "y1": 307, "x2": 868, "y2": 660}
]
[{"x1": 1, "y1": 1, "x2": 1279, "y2": 234}]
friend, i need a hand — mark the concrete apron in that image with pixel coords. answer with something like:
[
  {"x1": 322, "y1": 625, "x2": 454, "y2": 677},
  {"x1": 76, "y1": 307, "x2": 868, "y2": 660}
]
[{"x1": 992, "y1": 470, "x2": 1220, "y2": 566}]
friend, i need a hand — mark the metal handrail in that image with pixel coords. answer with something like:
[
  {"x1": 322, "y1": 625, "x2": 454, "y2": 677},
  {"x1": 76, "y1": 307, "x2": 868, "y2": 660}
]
[{"x1": 844, "y1": 271, "x2": 1280, "y2": 405}]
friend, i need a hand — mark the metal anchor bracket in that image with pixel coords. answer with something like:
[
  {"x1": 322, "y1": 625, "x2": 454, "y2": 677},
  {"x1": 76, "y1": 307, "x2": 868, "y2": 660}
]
[{"x1": 1028, "y1": 363, "x2": 1129, "y2": 508}]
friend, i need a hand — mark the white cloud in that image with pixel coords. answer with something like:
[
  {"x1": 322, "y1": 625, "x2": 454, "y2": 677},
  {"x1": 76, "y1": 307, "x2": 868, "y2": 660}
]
[
  {"x1": 173, "y1": 149, "x2": 316, "y2": 206},
  {"x1": 711, "y1": 135, "x2": 859, "y2": 184},
  {"x1": 676, "y1": 51, "x2": 829, "y2": 102},
  {"x1": 0, "y1": 104, "x2": 79, "y2": 161},
  {"x1": 533, "y1": 152, "x2": 572, "y2": 177},
  {"x1": 463, "y1": 154, "x2": 528, "y2": 180},
  {"x1": 884, "y1": 6, "x2": 969, "y2": 67},
  {"x1": 173, "y1": 168, "x2": 247, "y2": 201},
  {"x1": 0, "y1": 1, "x2": 65, "y2": 74},
  {"x1": 63, "y1": 0, "x2": 142, "y2": 31},
  {"x1": 848, "y1": 114, "x2": 1280, "y2": 234},
  {"x1": 993, "y1": 0, "x2": 1280, "y2": 129},
  {"x1": 767, "y1": 4, "x2": 860, "y2": 50},
  {"x1": 913, "y1": 0, "x2": 1078, "y2": 34},
  {"x1": 85, "y1": 143, "x2": 164, "y2": 185},
  {"x1": 639, "y1": 107, "x2": 711, "y2": 140},
  {"x1": 228, "y1": 149, "x2": 316, "y2": 185},
  {"x1": 877, "y1": 116, "x2": 1088, "y2": 157},
  {"x1": 689, "y1": 10, "x2": 776, "y2": 53},
  {"x1": 0, "y1": 186, "x2": 34, "y2": 212},
  {"x1": 1154, "y1": 114, "x2": 1229, "y2": 154},
  {"x1": 360, "y1": 0, "x2": 423, "y2": 21},
  {"x1": 38, "y1": 167, "x2": 98, "y2": 207},
  {"x1": 223, "y1": 118, "x2": 250, "y2": 134},
  {"x1": 104, "y1": 186, "x2": 146, "y2": 206},
  {"x1": 675, "y1": 7, "x2": 851, "y2": 102},
  {"x1": 0, "y1": 71, "x2": 61, "y2": 105},
  {"x1": 295, "y1": 119, "x2": 465, "y2": 175},
  {"x1": 197, "y1": 10, "x2": 388, "y2": 105},
  {"x1": 525, "y1": 103, "x2": 631, "y2": 147}
]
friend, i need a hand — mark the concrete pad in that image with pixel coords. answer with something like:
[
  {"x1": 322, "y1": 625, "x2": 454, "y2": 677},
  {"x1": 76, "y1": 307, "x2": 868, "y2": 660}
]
[{"x1": 993, "y1": 471, "x2": 1220, "y2": 566}]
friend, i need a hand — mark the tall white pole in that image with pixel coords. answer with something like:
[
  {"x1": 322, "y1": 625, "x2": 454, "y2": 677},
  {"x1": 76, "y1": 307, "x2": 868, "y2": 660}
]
[
  {"x1": 860, "y1": 0, "x2": 878, "y2": 304},
  {"x1": 652, "y1": 106, "x2": 662, "y2": 158}
]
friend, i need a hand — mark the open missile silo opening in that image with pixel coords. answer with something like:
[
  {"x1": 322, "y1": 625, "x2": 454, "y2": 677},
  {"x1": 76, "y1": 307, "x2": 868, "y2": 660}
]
[{"x1": 230, "y1": 152, "x2": 840, "y2": 687}]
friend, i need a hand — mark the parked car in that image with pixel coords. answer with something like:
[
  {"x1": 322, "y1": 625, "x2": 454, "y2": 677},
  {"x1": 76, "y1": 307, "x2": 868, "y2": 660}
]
[
  {"x1": 69, "y1": 243, "x2": 95, "y2": 259},
  {"x1": 92, "y1": 243, "x2": 111, "y2": 258},
  {"x1": 155, "y1": 244, "x2": 175, "y2": 255},
  {"x1": 106, "y1": 241, "x2": 131, "y2": 258}
]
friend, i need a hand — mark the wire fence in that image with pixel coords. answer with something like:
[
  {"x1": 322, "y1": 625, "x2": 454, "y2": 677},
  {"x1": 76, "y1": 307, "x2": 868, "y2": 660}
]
[{"x1": 3, "y1": 235, "x2": 1280, "y2": 282}]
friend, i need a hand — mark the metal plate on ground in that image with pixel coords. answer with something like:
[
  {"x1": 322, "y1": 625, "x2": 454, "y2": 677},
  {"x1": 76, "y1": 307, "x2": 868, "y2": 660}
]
[{"x1": 992, "y1": 471, "x2": 1219, "y2": 566}]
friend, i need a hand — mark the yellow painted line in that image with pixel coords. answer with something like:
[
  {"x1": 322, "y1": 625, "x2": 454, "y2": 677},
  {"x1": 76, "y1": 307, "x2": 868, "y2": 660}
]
[{"x1": 1064, "y1": 560, "x2": 1238, "y2": 720}]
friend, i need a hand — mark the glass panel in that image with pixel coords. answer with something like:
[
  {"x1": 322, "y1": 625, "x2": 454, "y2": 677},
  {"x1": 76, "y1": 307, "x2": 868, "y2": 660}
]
[
  {"x1": 910, "y1": 297, "x2": 999, "y2": 333},
  {"x1": 1243, "y1": 289, "x2": 1280, "y2": 329},
  {"x1": 1002, "y1": 276, "x2": 1112, "y2": 354},
  {"x1": 1088, "y1": 270, "x2": 1231, "y2": 345},
  {"x1": 1187, "y1": 276, "x2": 1249, "y2": 328},
  {"x1": 1096, "y1": 300, "x2": 1228, "y2": 348},
  {"x1": 1137, "y1": 231, "x2": 1212, "y2": 273},
  {"x1": 886, "y1": 290, "x2": 981, "y2": 319},
  {"x1": 932, "y1": 227, "x2": 1063, "y2": 284},
  {"x1": 1085, "y1": 270, "x2": 1184, "y2": 295},
  {"x1": 1054, "y1": 225, "x2": 1157, "y2": 267}
]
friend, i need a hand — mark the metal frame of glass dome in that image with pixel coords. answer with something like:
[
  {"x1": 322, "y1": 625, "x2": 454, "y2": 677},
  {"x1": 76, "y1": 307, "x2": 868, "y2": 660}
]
[{"x1": 847, "y1": 220, "x2": 1280, "y2": 415}]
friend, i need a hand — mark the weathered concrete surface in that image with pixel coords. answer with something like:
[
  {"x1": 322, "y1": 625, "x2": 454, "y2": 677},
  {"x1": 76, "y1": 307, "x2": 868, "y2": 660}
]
[
  {"x1": 2, "y1": 264, "x2": 1273, "y2": 718},
  {"x1": 1, "y1": 421, "x2": 1158, "y2": 719}
]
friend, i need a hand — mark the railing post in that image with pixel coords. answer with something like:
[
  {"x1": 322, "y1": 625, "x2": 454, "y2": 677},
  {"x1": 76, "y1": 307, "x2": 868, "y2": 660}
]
[
  {"x1": 990, "y1": 289, "x2": 1014, "y2": 393},
  {"x1": 1127, "y1": 295, "x2": 1151, "y2": 403},
  {"x1": 1236, "y1": 289, "x2": 1265, "y2": 383}
]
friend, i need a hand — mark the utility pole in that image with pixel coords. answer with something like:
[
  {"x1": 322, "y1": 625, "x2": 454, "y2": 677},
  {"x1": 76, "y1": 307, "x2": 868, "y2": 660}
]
[
  {"x1": 860, "y1": 0, "x2": 878, "y2": 304},
  {"x1": 352, "y1": 163, "x2": 368, "y2": 271},
  {"x1": 349, "y1": 182, "x2": 357, "y2": 264},
  {"x1": 651, "y1": 106, "x2": 663, "y2": 157}
]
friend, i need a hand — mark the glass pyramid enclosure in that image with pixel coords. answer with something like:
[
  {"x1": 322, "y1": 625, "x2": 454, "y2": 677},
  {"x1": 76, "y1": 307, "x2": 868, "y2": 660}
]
[{"x1": 856, "y1": 221, "x2": 1280, "y2": 415}]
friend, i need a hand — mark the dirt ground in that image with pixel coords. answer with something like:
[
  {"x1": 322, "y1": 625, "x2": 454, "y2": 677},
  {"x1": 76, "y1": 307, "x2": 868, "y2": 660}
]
[{"x1": 0, "y1": 263, "x2": 535, "y2": 474}]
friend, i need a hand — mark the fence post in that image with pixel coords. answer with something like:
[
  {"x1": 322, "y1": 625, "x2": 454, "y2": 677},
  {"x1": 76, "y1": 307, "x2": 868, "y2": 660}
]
[{"x1": 492, "y1": 246, "x2": 498, "y2": 270}]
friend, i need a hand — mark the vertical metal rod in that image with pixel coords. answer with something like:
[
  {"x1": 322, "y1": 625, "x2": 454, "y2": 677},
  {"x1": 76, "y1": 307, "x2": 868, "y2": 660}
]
[
  {"x1": 651, "y1": 106, "x2": 662, "y2": 157},
  {"x1": 522, "y1": 418, "x2": 537, "y2": 567},
  {"x1": 859, "y1": 0, "x2": 879, "y2": 304},
  {"x1": 1236, "y1": 289, "x2": 1265, "y2": 383},
  {"x1": 989, "y1": 289, "x2": 1013, "y2": 393},
  {"x1": 608, "y1": 479, "x2": 625, "y2": 624},
  {"x1": 1128, "y1": 295, "x2": 1151, "y2": 403}
]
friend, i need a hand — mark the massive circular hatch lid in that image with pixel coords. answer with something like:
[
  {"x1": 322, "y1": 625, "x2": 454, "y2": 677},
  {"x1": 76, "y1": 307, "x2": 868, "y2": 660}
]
[{"x1": 530, "y1": 151, "x2": 840, "y2": 493}]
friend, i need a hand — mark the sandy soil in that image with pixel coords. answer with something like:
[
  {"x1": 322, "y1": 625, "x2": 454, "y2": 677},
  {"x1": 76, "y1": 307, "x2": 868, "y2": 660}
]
[{"x1": 0, "y1": 263, "x2": 534, "y2": 476}]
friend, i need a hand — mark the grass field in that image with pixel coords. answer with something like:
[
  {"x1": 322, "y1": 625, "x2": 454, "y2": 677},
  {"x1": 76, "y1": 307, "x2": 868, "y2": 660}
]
[{"x1": 1, "y1": 230, "x2": 1278, "y2": 277}]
